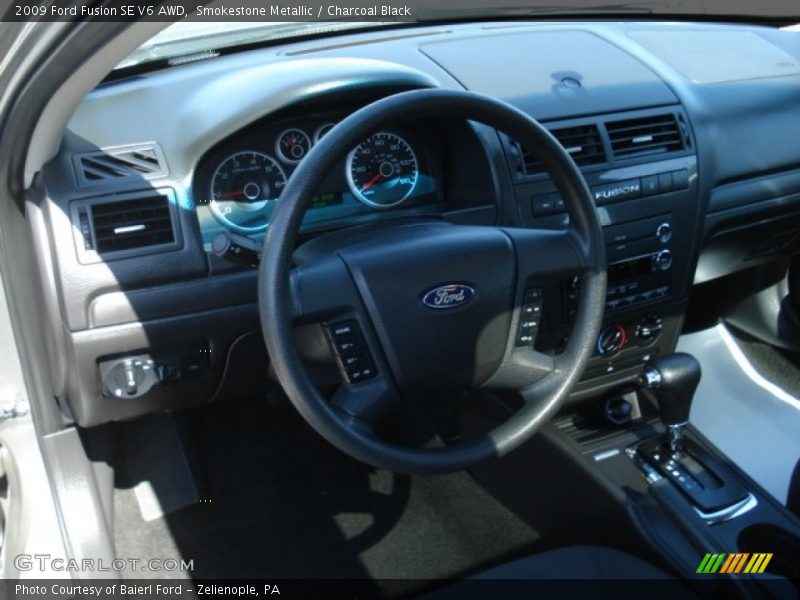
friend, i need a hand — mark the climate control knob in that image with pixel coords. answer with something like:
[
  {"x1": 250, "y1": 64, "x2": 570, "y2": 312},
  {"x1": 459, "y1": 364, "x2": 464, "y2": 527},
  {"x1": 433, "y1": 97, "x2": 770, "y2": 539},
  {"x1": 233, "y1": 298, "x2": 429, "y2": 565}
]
[
  {"x1": 597, "y1": 324, "x2": 627, "y2": 356},
  {"x1": 635, "y1": 314, "x2": 664, "y2": 341},
  {"x1": 654, "y1": 249, "x2": 673, "y2": 271}
]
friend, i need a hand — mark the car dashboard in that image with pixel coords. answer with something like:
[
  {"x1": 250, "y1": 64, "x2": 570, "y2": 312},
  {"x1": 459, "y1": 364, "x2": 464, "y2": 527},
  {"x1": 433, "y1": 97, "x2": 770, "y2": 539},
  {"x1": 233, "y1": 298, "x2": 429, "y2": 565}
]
[{"x1": 31, "y1": 21, "x2": 800, "y2": 427}]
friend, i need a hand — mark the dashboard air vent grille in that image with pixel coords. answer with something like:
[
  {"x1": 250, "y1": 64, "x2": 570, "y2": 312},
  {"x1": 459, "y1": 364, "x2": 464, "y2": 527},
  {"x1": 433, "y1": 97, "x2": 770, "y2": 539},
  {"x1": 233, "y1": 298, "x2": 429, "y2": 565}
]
[
  {"x1": 519, "y1": 124, "x2": 606, "y2": 174},
  {"x1": 74, "y1": 143, "x2": 168, "y2": 187},
  {"x1": 606, "y1": 114, "x2": 684, "y2": 159},
  {"x1": 90, "y1": 194, "x2": 175, "y2": 254}
]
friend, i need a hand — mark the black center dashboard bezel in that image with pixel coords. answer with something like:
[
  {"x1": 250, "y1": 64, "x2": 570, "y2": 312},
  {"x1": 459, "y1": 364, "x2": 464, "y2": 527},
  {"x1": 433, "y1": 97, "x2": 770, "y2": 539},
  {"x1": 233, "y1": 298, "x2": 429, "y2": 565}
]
[{"x1": 500, "y1": 104, "x2": 702, "y2": 398}]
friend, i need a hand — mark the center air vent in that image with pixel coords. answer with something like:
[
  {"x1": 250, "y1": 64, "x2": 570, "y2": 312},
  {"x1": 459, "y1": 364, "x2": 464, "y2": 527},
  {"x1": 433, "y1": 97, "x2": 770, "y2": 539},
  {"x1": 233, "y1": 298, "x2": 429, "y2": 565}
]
[
  {"x1": 73, "y1": 143, "x2": 168, "y2": 187},
  {"x1": 518, "y1": 124, "x2": 606, "y2": 175},
  {"x1": 88, "y1": 193, "x2": 175, "y2": 255},
  {"x1": 606, "y1": 114, "x2": 685, "y2": 160}
]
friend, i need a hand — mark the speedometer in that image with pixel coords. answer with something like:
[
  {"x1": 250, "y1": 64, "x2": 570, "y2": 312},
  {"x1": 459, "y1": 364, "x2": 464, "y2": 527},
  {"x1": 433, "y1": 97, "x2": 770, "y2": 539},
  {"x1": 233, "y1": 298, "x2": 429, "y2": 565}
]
[
  {"x1": 346, "y1": 132, "x2": 418, "y2": 209},
  {"x1": 209, "y1": 151, "x2": 286, "y2": 233}
]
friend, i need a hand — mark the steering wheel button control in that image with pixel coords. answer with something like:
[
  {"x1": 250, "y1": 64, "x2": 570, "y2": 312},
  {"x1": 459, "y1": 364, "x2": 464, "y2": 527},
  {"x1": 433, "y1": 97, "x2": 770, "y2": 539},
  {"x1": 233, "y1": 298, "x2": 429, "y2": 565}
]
[
  {"x1": 345, "y1": 358, "x2": 377, "y2": 383},
  {"x1": 331, "y1": 322, "x2": 356, "y2": 337},
  {"x1": 326, "y1": 320, "x2": 378, "y2": 384},
  {"x1": 525, "y1": 288, "x2": 543, "y2": 301},
  {"x1": 517, "y1": 288, "x2": 544, "y2": 346},
  {"x1": 342, "y1": 354, "x2": 363, "y2": 368},
  {"x1": 531, "y1": 195, "x2": 556, "y2": 216},
  {"x1": 335, "y1": 339, "x2": 358, "y2": 353},
  {"x1": 348, "y1": 366, "x2": 375, "y2": 382}
]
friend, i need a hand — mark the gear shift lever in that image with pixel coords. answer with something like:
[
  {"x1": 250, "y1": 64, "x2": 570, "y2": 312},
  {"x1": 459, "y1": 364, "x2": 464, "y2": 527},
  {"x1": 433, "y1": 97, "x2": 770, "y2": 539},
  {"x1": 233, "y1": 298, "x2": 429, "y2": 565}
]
[
  {"x1": 637, "y1": 353, "x2": 750, "y2": 516},
  {"x1": 640, "y1": 353, "x2": 701, "y2": 454}
]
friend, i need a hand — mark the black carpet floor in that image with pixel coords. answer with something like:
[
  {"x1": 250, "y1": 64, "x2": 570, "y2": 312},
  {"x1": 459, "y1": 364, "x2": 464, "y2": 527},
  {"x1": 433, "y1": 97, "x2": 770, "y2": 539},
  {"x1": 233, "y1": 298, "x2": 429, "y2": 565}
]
[{"x1": 112, "y1": 396, "x2": 541, "y2": 593}]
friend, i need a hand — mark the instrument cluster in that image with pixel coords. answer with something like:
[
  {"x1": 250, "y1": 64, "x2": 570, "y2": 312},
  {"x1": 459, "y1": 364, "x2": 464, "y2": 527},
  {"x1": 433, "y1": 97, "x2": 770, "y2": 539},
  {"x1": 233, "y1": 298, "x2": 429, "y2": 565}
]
[{"x1": 194, "y1": 112, "x2": 442, "y2": 247}]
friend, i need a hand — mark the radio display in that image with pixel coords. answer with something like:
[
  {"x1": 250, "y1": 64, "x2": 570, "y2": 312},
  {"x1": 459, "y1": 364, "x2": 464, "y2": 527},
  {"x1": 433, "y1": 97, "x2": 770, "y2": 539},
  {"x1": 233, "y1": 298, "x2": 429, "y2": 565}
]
[{"x1": 608, "y1": 255, "x2": 653, "y2": 282}]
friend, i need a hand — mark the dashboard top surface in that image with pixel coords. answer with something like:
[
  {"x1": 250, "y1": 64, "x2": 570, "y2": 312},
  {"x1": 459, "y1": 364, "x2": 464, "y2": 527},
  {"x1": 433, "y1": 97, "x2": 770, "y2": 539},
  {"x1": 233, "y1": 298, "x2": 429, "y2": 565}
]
[{"x1": 59, "y1": 21, "x2": 800, "y2": 195}]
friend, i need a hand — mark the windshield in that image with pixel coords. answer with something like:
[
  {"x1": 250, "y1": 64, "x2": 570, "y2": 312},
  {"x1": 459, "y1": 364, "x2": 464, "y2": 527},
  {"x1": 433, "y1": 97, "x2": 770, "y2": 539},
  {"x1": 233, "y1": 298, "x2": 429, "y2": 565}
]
[
  {"x1": 119, "y1": 2, "x2": 799, "y2": 72},
  {"x1": 117, "y1": 22, "x2": 398, "y2": 70}
]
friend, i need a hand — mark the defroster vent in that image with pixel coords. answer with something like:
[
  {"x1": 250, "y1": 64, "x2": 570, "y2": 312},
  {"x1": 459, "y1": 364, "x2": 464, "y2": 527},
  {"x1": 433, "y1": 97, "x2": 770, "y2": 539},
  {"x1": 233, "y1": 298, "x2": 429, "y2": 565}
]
[{"x1": 73, "y1": 143, "x2": 168, "y2": 187}]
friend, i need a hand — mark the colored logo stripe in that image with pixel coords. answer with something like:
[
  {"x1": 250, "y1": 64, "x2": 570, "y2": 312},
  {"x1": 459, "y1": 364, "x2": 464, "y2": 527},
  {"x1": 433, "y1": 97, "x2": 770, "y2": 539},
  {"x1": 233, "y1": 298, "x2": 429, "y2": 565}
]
[
  {"x1": 744, "y1": 553, "x2": 773, "y2": 574},
  {"x1": 720, "y1": 554, "x2": 737, "y2": 573},
  {"x1": 697, "y1": 553, "x2": 773, "y2": 574},
  {"x1": 720, "y1": 553, "x2": 748, "y2": 573},
  {"x1": 697, "y1": 553, "x2": 725, "y2": 573}
]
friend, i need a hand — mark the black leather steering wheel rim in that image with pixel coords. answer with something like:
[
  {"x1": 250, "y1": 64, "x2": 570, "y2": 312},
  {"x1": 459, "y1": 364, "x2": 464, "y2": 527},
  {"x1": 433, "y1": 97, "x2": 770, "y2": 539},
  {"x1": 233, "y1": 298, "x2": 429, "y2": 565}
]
[{"x1": 259, "y1": 89, "x2": 606, "y2": 474}]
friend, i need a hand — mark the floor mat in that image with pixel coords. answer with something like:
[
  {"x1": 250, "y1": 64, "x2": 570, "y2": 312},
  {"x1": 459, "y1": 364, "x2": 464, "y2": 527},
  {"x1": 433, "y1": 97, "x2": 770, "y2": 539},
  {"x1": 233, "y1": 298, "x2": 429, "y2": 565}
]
[{"x1": 113, "y1": 396, "x2": 541, "y2": 593}]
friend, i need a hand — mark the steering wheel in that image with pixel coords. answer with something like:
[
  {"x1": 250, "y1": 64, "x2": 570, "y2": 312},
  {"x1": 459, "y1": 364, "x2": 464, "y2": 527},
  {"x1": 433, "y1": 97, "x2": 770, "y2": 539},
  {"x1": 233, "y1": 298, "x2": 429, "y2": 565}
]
[{"x1": 259, "y1": 89, "x2": 606, "y2": 474}]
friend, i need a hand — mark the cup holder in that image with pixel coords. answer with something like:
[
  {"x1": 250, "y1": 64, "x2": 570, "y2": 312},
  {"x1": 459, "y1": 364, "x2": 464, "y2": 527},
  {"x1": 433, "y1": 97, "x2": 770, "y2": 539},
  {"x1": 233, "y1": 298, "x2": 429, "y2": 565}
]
[{"x1": 738, "y1": 524, "x2": 800, "y2": 579}]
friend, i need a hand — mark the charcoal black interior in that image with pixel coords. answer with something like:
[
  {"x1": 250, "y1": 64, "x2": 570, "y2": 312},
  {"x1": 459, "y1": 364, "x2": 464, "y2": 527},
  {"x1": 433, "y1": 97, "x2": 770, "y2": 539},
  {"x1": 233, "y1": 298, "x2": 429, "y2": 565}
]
[{"x1": 5, "y1": 18, "x2": 800, "y2": 595}]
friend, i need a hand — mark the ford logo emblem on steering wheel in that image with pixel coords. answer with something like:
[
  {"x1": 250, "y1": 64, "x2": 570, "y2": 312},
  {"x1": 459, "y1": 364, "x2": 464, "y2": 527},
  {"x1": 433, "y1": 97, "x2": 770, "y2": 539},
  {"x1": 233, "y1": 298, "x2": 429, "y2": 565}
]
[{"x1": 421, "y1": 284, "x2": 475, "y2": 309}]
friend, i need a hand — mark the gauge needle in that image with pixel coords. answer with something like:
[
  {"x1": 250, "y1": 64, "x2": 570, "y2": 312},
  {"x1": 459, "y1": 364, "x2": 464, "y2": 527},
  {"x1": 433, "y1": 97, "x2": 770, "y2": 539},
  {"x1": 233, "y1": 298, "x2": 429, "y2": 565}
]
[
  {"x1": 216, "y1": 190, "x2": 245, "y2": 198},
  {"x1": 361, "y1": 173, "x2": 382, "y2": 192}
]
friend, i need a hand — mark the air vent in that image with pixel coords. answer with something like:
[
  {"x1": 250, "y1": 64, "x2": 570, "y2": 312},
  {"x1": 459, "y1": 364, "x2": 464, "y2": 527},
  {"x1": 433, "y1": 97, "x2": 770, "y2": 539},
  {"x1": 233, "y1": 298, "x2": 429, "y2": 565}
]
[
  {"x1": 73, "y1": 143, "x2": 168, "y2": 187},
  {"x1": 606, "y1": 114, "x2": 685, "y2": 160},
  {"x1": 518, "y1": 124, "x2": 606, "y2": 175},
  {"x1": 90, "y1": 193, "x2": 175, "y2": 254}
]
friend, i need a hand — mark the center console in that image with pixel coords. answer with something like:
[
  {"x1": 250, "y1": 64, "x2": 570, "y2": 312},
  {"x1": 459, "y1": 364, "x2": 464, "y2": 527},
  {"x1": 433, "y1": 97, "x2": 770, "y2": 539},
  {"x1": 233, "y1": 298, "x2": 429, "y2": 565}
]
[
  {"x1": 548, "y1": 351, "x2": 800, "y2": 596},
  {"x1": 502, "y1": 106, "x2": 701, "y2": 400},
  {"x1": 498, "y1": 104, "x2": 800, "y2": 592}
]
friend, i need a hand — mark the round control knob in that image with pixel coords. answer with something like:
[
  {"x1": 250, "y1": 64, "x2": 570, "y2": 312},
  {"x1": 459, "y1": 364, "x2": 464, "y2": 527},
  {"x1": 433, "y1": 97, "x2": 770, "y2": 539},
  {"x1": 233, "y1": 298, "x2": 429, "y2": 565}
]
[
  {"x1": 654, "y1": 249, "x2": 673, "y2": 271},
  {"x1": 104, "y1": 358, "x2": 155, "y2": 398},
  {"x1": 635, "y1": 314, "x2": 664, "y2": 341},
  {"x1": 597, "y1": 324, "x2": 627, "y2": 356},
  {"x1": 656, "y1": 222, "x2": 672, "y2": 244}
]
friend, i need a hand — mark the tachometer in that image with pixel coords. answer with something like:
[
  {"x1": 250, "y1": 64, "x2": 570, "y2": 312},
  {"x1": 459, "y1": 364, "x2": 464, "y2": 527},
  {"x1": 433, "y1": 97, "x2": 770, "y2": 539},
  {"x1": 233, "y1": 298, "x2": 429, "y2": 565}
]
[
  {"x1": 346, "y1": 132, "x2": 418, "y2": 209},
  {"x1": 209, "y1": 151, "x2": 286, "y2": 233}
]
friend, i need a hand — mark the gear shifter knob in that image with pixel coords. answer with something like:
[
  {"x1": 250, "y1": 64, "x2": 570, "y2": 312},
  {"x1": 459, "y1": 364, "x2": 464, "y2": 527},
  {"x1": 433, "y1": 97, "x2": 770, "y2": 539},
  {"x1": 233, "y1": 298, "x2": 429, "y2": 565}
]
[{"x1": 641, "y1": 353, "x2": 701, "y2": 453}]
